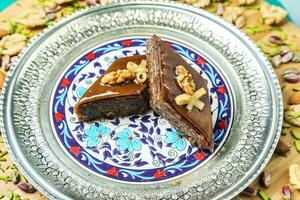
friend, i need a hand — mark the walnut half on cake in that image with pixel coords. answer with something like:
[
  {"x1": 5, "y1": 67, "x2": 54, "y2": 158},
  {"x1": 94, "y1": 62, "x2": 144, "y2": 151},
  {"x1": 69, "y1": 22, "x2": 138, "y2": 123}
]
[{"x1": 146, "y1": 35, "x2": 213, "y2": 150}]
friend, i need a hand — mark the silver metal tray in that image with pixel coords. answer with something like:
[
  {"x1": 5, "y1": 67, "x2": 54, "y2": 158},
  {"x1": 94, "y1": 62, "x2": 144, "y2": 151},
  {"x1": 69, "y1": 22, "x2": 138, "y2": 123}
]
[{"x1": 0, "y1": 1, "x2": 283, "y2": 199}]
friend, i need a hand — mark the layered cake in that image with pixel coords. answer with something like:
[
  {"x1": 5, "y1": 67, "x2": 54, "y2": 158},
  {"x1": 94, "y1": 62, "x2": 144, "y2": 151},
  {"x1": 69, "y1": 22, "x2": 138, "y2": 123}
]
[
  {"x1": 146, "y1": 35, "x2": 213, "y2": 150},
  {"x1": 75, "y1": 55, "x2": 150, "y2": 121}
]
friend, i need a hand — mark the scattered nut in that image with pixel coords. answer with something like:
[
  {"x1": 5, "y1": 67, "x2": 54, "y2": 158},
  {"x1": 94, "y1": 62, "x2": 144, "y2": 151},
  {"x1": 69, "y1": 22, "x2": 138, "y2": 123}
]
[
  {"x1": 178, "y1": 0, "x2": 211, "y2": 8},
  {"x1": 241, "y1": 186, "x2": 257, "y2": 196},
  {"x1": 85, "y1": 0, "x2": 101, "y2": 6},
  {"x1": 285, "y1": 104, "x2": 300, "y2": 127},
  {"x1": 268, "y1": 35, "x2": 285, "y2": 45},
  {"x1": 279, "y1": 46, "x2": 291, "y2": 57},
  {"x1": 126, "y1": 59, "x2": 148, "y2": 83},
  {"x1": 271, "y1": 54, "x2": 281, "y2": 67},
  {"x1": 289, "y1": 93, "x2": 300, "y2": 105},
  {"x1": 216, "y1": 3, "x2": 224, "y2": 16},
  {"x1": 260, "y1": 3, "x2": 287, "y2": 25},
  {"x1": 259, "y1": 171, "x2": 271, "y2": 187},
  {"x1": 238, "y1": 0, "x2": 256, "y2": 6},
  {"x1": 283, "y1": 68, "x2": 300, "y2": 83},
  {"x1": 0, "y1": 22, "x2": 11, "y2": 38},
  {"x1": 1, "y1": 55, "x2": 10, "y2": 70},
  {"x1": 275, "y1": 138, "x2": 290, "y2": 155},
  {"x1": 54, "y1": 0, "x2": 75, "y2": 5},
  {"x1": 0, "y1": 69, "x2": 6, "y2": 89},
  {"x1": 292, "y1": 54, "x2": 300, "y2": 63},
  {"x1": 282, "y1": 185, "x2": 291, "y2": 200},
  {"x1": 11, "y1": 170, "x2": 20, "y2": 185},
  {"x1": 193, "y1": 0, "x2": 210, "y2": 8},
  {"x1": 45, "y1": 4, "x2": 62, "y2": 14},
  {"x1": 17, "y1": 183, "x2": 36, "y2": 193},
  {"x1": 175, "y1": 65, "x2": 196, "y2": 95},
  {"x1": 289, "y1": 164, "x2": 300, "y2": 189},
  {"x1": 101, "y1": 69, "x2": 135, "y2": 85},
  {"x1": 17, "y1": 7, "x2": 47, "y2": 28},
  {"x1": 281, "y1": 52, "x2": 294, "y2": 63},
  {"x1": 223, "y1": 7, "x2": 246, "y2": 28},
  {"x1": 175, "y1": 88, "x2": 206, "y2": 111},
  {"x1": 0, "y1": 34, "x2": 26, "y2": 56}
]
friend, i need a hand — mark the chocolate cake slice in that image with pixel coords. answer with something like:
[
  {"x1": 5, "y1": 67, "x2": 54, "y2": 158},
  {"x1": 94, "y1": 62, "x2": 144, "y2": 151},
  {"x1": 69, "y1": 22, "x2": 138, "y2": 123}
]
[
  {"x1": 75, "y1": 55, "x2": 150, "y2": 122},
  {"x1": 147, "y1": 35, "x2": 213, "y2": 150}
]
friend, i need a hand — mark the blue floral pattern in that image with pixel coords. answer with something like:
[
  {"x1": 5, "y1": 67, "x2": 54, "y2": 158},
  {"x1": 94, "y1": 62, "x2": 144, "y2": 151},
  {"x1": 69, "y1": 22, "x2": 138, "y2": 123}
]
[
  {"x1": 164, "y1": 128, "x2": 187, "y2": 151},
  {"x1": 84, "y1": 124, "x2": 111, "y2": 148},
  {"x1": 51, "y1": 37, "x2": 233, "y2": 182},
  {"x1": 116, "y1": 128, "x2": 142, "y2": 152}
]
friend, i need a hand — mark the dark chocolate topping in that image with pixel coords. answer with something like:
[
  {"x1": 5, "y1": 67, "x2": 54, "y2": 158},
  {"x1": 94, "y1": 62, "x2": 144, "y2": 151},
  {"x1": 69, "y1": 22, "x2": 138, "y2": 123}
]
[
  {"x1": 159, "y1": 41, "x2": 212, "y2": 136},
  {"x1": 77, "y1": 55, "x2": 147, "y2": 105}
]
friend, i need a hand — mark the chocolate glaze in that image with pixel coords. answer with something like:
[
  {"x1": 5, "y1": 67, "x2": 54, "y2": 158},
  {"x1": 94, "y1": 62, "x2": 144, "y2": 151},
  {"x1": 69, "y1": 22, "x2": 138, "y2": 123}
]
[
  {"x1": 77, "y1": 55, "x2": 147, "y2": 106},
  {"x1": 159, "y1": 41, "x2": 212, "y2": 138}
]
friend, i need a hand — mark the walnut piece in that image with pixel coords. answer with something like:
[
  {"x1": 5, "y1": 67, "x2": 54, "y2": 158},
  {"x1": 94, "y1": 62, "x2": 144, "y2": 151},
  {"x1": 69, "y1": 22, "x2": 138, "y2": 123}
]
[
  {"x1": 238, "y1": 0, "x2": 256, "y2": 6},
  {"x1": 260, "y1": 3, "x2": 287, "y2": 25},
  {"x1": 101, "y1": 69, "x2": 135, "y2": 85},
  {"x1": 177, "y1": 0, "x2": 210, "y2": 8},
  {"x1": 0, "y1": 34, "x2": 27, "y2": 56},
  {"x1": 223, "y1": 7, "x2": 246, "y2": 28},
  {"x1": 17, "y1": 7, "x2": 47, "y2": 28},
  {"x1": 175, "y1": 88, "x2": 206, "y2": 111},
  {"x1": 289, "y1": 164, "x2": 300, "y2": 189},
  {"x1": 126, "y1": 59, "x2": 148, "y2": 83},
  {"x1": 175, "y1": 65, "x2": 196, "y2": 95},
  {"x1": 0, "y1": 23, "x2": 11, "y2": 38}
]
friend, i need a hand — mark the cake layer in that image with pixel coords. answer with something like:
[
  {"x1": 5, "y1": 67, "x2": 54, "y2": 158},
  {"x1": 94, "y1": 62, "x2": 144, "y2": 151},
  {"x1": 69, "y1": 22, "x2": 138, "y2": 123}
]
[{"x1": 147, "y1": 35, "x2": 213, "y2": 150}]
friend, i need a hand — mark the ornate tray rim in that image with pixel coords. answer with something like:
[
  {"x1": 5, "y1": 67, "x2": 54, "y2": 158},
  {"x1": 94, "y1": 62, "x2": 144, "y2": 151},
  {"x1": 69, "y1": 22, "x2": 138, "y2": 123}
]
[{"x1": 0, "y1": 1, "x2": 283, "y2": 199}]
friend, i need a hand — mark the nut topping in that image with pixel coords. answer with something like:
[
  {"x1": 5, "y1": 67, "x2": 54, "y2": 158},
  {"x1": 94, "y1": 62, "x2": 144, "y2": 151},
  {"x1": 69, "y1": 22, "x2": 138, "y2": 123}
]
[
  {"x1": 0, "y1": 34, "x2": 27, "y2": 56},
  {"x1": 101, "y1": 59, "x2": 147, "y2": 85},
  {"x1": 101, "y1": 69, "x2": 135, "y2": 85},
  {"x1": 126, "y1": 59, "x2": 148, "y2": 83},
  {"x1": 175, "y1": 65, "x2": 196, "y2": 95},
  {"x1": 175, "y1": 88, "x2": 206, "y2": 111},
  {"x1": 260, "y1": 3, "x2": 287, "y2": 25}
]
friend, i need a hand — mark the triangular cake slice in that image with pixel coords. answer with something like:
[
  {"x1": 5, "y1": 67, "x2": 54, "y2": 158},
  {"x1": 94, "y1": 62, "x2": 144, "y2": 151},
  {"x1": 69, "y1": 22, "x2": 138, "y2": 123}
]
[
  {"x1": 75, "y1": 55, "x2": 150, "y2": 122},
  {"x1": 146, "y1": 35, "x2": 213, "y2": 150}
]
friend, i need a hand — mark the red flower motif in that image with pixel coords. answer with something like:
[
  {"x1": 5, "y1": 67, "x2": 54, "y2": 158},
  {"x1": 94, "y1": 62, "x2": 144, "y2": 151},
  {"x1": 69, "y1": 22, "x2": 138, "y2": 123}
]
[
  {"x1": 86, "y1": 52, "x2": 96, "y2": 61},
  {"x1": 153, "y1": 170, "x2": 166, "y2": 179},
  {"x1": 107, "y1": 167, "x2": 118, "y2": 177},
  {"x1": 70, "y1": 146, "x2": 80, "y2": 156},
  {"x1": 122, "y1": 40, "x2": 132, "y2": 47},
  {"x1": 218, "y1": 120, "x2": 226, "y2": 129},
  {"x1": 60, "y1": 78, "x2": 70, "y2": 87},
  {"x1": 165, "y1": 42, "x2": 172, "y2": 47},
  {"x1": 217, "y1": 85, "x2": 227, "y2": 94},
  {"x1": 196, "y1": 57, "x2": 205, "y2": 65},
  {"x1": 195, "y1": 151, "x2": 206, "y2": 160},
  {"x1": 55, "y1": 112, "x2": 64, "y2": 122}
]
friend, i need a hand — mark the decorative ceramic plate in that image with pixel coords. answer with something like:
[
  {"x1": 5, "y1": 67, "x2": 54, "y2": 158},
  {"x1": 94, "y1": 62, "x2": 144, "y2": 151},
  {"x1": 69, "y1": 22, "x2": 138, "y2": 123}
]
[{"x1": 0, "y1": 1, "x2": 283, "y2": 200}]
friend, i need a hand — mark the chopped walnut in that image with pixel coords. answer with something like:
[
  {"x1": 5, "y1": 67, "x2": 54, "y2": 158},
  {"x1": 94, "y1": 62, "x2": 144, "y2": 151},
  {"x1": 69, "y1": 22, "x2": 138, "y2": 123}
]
[
  {"x1": 0, "y1": 34, "x2": 27, "y2": 56},
  {"x1": 289, "y1": 164, "x2": 300, "y2": 189},
  {"x1": 101, "y1": 69, "x2": 135, "y2": 85},
  {"x1": 223, "y1": 7, "x2": 246, "y2": 28},
  {"x1": 17, "y1": 7, "x2": 47, "y2": 28},
  {"x1": 175, "y1": 65, "x2": 196, "y2": 95},
  {"x1": 260, "y1": 3, "x2": 287, "y2": 25},
  {"x1": 175, "y1": 88, "x2": 206, "y2": 111},
  {"x1": 238, "y1": 0, "x2": 256, "y2": 6},
  {"x1": 126, "y1": 59, "x2": 148, "y2": 83},
  {"x1": 0, "y1": 23, "x2": 11, "y2": 38},
  {"x1": 177, "y1": 0, "x2": 210, "y2": 8}
]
